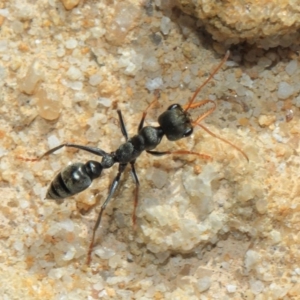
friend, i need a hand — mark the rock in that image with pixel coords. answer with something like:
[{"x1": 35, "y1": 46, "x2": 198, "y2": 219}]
[
  {"x1": 60, "y1": 0, "x2": 80, "y2": 10},
  {"x1": 176, "y1": 0, "x2": 300, "y2": 49},
  {"x1": 277, "y1": 82, "x2": 294, "y2": 99},
  {"x1": 258, "y1": 114, "x2": 276, "y2": 128},
  {"x1": 105, "y1": 2, "x2": 141, "y2": 45},
  {"x1": 19, "y1": 60, "x2": 43, "y2": 95},
  {"x1": 36, "y1": 87, "x2": 61, "y2": 120}
]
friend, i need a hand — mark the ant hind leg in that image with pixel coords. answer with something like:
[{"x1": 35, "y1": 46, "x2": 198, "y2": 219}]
[
  {"x1": 18, "y1": 143, "x2": 108, "y2": 161},
  {"x1": 87, "y1": 163, "x2": 127, "y2": 265}
]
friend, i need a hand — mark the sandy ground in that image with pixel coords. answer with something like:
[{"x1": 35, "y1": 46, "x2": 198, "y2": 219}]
[{"x1": 1, "y1": 1, "x2": 300, "y2": 299}]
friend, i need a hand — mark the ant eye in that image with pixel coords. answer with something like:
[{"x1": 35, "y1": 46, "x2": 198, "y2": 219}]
[
  {"x1": 183, "y1": 128, "x2": 193, "y2": 137},
  {"x1": 167, "y1": 104, "x2": 179, "y2": 110}
]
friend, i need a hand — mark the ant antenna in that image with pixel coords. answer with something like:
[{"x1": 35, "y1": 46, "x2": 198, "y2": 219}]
[
  {"x1": 183, "y1": 51, "x2": 249, "y2": 161},
  {"x1": 184, "y1": 50, "x2": 230, "y2": 112},
  {"x1": 196, "y1": 123, "x2": 249, "y2": 162}
]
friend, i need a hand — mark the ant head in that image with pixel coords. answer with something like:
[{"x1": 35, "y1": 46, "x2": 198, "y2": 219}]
[
  {"x1": 158, "y1": 104, "x2": 193, "y2": 141},
  {"x1": 157, "y1": 52, "x2": 230, "y2": 142}
]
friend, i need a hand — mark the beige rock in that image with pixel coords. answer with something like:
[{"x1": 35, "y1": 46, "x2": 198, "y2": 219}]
[
  {"x1": 36, "y1": 87, "x2": 61, "y2": 121},
  {"x1": 288, "y1": 283, "x2": 300, "y2": 296},
  {"x1": 61, "y1": 0, "x2": 80, "y2": 10},
  {"x1": 19, "y1": 60, "x2": 43, "y2": 95},
  {"x1": 176, "y1": 0, "x2": 300, "y2": 48},
  {"x1": 258, "y1": 114, "x2": 276, "y2": 127}
]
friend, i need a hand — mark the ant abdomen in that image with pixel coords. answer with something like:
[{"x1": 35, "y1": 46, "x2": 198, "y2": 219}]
[{"x1": 46, "y1": 160, "x2": 103, "y2": 202}]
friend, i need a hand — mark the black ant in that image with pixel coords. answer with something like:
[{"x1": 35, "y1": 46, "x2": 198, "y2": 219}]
[{"x1": 21, "y1": 51, "x2": 248, "y2": 265}]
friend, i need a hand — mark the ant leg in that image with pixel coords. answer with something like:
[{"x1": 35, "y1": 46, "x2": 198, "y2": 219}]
[
  {"x1": 147, "y1": 150, "x2": 212, "y2": 161},
  {"x1": 87, "y1": 163, "x2": 127, "y2": 265},
  {"x1": 117, "y1": 110, "x2": 129, "y2": 141},
  {"x1": 116, "y1": 92, "x2": 159, "y2": 139},
  {"x1": 130, "y1": 161, "x2": 140, "y2": 230},
  {"x1": 19, "y1": 143, "x2": 108, "y2": 162},
  {"x1": 138, "y1": 91, "x2": 160, "y2": 132}
]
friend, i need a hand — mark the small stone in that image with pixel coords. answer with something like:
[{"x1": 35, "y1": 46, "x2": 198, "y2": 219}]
[
  {"x1": 47, "y1": 134, "x2": 61, "y2": 149},
  {"x1": 105, "y1": 2, "x2": 141, "y2": 45},
  {"x1": 93, "y1": 280, "x2": 104, "y2": 291},
  {"x1": 118, "y1": 49, "x2": 143, "y2": 76},
  {"x1": 63, "y1": 246, "x2": 76, "y2": 261},
  {"x1": 250, "y1": 280, "x2": 264, "y2": 295},
  {"x1": 258, "y1": 114, "x2": 276, "y2": 127},
  {"x1": 59, "y1": 219, "x2": 74, "y2": 232},
  {"x1": 169, "y1": 70, "x2": 182, "y2": 88},
  {"x1": 106, "y1": 287, "x2": 116, "y2": 297},
  {"x1": 160, "y1": 16, "x2": 171, "y2": 35},
  {"x1": 269, "y1": 230, "x2": 281, "y2": 244},
  {"x1": 94, "y1": 247, "x2": 116, "y2": 260},
  {"x1": 14, "y1": 240, "x2": 24, "y2": 251},
  {"x1": 226, "y1": 284, "x2": 237, "y2": 293},
  {"x1": 285, "y1": 60, "x2": 298, "y2": 75},
  {"x1": 150, "y1": 168, "x2": 168, "y2": 189},
  {"x1": 277, "y1": 82, "x2": 294, "y2": 99},
  {"x1": 60, "y1": 0, "x2": 80, "y2": 10},
  {"x1": 145, "y1": 77, "x2": 163, "y2": 91},
  {"x1": 143, "y1": 56, "x2": 160, "y2": 72},
  {"x1": 90, "y1": 27, "x2": 106, "y2": 39},
  {"x1": 65, "y1": 38, "x2": 78, "y2": 49},
  {"x1": 286, "y1": 109, "x2": 294, "y2": 122},
  {"x1": 97, "y1": 97, "x2": 112, "y2": 107},
  {"x1": 255, "y1": 199, "x2": 268, "y2": 214},
  {"x1": 195, "y1": 277, "x2": 211, "y2": 293},
  {"x1": 295, "y1": 268, "x2": 300, "y2": 275},
  {"x1": 48, "y1": 268, "x2": 64, "y2": 279},
  {"x1": 89, "y1": 73, "x2": 102, "y2": 86},
  {"x1": 108, "y1": 254, "x2": 122, "y2": 268},
  {"x1": 56, "y1": 47, "x2": 65, "y2": 57},
  {"x1": 19, "y1": 60, "x2": 43, "y2": 95},
  {"x1": 36, "y1": 87, "x2": 61, "y2": 120},
  {"x1": 0, "y1": 8, "x2": 9, "y2": 18},
  {"x1": 240, "y1": 73, "x2": 253, "y2": 88},
  {"x1": 12, "y1": 20, "x2": 24, "y2": 34},
  {"x1": 257, "y1": 57, "x2": 272, "y2": 69},
  {"x1": 63, "y1": 80, "x2": 83, "y2": 91},
  {"x1": 66, "y1": 66, "x2": 82, "y2": 81},
  {"x1": 245, "y1": 250, "x2": 260, "y2": 272}
]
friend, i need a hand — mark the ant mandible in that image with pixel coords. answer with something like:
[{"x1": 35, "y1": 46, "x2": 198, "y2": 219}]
[{"x1": 23, "y1": 50, "x2": 248, "y2": 265}]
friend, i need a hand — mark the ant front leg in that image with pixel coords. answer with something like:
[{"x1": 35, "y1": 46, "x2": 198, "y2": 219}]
[
  {"x1": 117, "y1": 110, "x2": 129, "y2": 141},
  {"x1": 137, "y1": 92, "x2": 160, "y2": 132}
]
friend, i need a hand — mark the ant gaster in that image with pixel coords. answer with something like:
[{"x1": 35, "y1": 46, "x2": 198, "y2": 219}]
[{"x1": 23, "y1": 51, "x2": 248, "y2": 265}]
